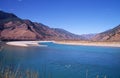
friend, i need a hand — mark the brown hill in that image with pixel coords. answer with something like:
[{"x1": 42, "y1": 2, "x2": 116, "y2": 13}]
[
  {"x1": 0, "y1": 11, "x2": 83, "y2": 41},
  {"x1": 92, "y1": 25, "x2": 120, "y2": 41}
]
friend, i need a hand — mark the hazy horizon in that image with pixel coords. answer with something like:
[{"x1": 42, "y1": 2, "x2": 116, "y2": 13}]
[{"x1": 0, "y1": 0, "x2": 120, "y2": 34}]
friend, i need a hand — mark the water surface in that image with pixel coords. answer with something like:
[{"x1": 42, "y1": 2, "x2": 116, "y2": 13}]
[{"x1": 0, "y1": 42, "x2": 120, "y2": 78}]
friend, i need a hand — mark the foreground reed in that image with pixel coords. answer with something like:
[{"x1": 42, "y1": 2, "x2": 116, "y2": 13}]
[
  {"x1": 0, "y1": 67, "x2": 39, "y2": 78},
  {"x1": 0, "y1": 66, "x2": 107, "y2": 78}
]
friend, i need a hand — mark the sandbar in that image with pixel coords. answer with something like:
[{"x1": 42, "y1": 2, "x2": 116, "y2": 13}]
[
  {"x1": 54, "y1": 41, "x2": 120, "y2": 47},
  {"x1": 6, "y1": 41, "x2": 120, "y2": 47},
  {"x1": 6, "y1": 41, "x2": 47, "y2": 47}
]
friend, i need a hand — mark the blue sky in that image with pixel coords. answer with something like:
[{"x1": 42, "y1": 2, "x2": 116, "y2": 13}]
[{"x1": 0, "y1": 0, "x2": 120, "y2": 34}]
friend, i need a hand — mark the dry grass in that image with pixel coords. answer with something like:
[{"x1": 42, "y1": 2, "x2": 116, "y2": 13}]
[{"x1": 0, "y1": 66, "x2": 39, "y2": 78}]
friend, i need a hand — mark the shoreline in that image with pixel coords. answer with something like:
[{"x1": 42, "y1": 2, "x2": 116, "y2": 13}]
[
  {"x1": 6, "y1": 41, "x2": 48, "y2": 47},
  {"x1": 6, "y1": 41, "x2": 120, "y2": 47},
  {"x1": 54, "y1": 41, "x2": 120, "y2": 47}
]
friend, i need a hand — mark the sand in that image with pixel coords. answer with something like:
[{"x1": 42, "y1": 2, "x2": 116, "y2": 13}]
[
  {"x1": 6, "y1": 41, "x2": 48, "y2": 47},
  {"x1": 6, "y1": 41, "x2": 120, "y2": 47},
  {"x1": 54, "y1": 41, "x2": 120, "y2": 47}
]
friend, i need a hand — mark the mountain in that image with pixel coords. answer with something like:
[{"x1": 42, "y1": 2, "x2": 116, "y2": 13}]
[
  {"x1": 92, "y1": 25, "x2": 120, "y2": 41},
  {"x1": 80, "y1": 34, "x2": 96, "y2": 40},
  {"x1": 0, "y1": 11, "x2": 120, "y2": 41},
  {"x1": 0, "y1": 11, "x2": 83, "y2": 41}
]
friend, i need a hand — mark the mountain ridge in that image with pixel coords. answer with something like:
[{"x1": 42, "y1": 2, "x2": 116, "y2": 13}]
[
  {"x1": 0, "y1": 11, "x2": 120, "y2": 41},
  {"x1": 92, "y1": 25, "x2": 120, "y2": 41},
  {"x1": 0, "y1": 11, "x2": 84, "y2": 41}
]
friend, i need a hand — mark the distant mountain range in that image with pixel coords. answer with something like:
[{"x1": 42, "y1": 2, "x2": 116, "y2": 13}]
[
  {"x1": 92, "y1": 25, "x2": 120, "y2": 41},
  {"x1": 0, "y1": 11, "x2": 84, "y2": 41},
  {"x1": 0, "y1": 11, "x2": 120, "y2": 41}
]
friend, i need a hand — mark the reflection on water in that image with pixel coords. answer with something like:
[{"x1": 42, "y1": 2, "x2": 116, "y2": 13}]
[{"x1": 0, "y1": 42, "x2": 120, "y2": 78}]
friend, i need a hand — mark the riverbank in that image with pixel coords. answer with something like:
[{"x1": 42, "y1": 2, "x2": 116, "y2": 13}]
[
  {"x1": 6, "y1": 41, "x2": 120, "y2": 47},
  {"x1": 55, "y1": 41, "x2": 120, "y2": 47},
  {"x1": 6, "y1": 41, "x2": 48, "y2": 47}
]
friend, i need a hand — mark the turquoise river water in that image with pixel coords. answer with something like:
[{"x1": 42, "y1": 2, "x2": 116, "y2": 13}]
[{"x1": 0, "y1": 42, "x2": 120, "y2": 78}]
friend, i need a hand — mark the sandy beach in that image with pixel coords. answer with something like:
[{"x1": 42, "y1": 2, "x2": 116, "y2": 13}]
[
  {"x1": 6, "y1": 41, "x2": 48, "y2": 47},
  {"x1": 55, "y1": 41, "x2": 120, "y2": 47},
  {"x1": 6, "y1": 41, "x2": 120, "y2": 47}
]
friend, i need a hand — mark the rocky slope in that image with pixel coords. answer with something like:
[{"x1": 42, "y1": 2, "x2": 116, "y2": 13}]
[
  {"x1": 80, "y1": 34, "x2": 96, "y2": 40},
  {"x1": 0, "y1": 11, "x2": 120, "y2": 41},
  {"x1": 0, "y1": 11, "x2": 83, "y2": 41},
  {"x1": 92, "y1": 25, "x2": 120, "y2": 41}
]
